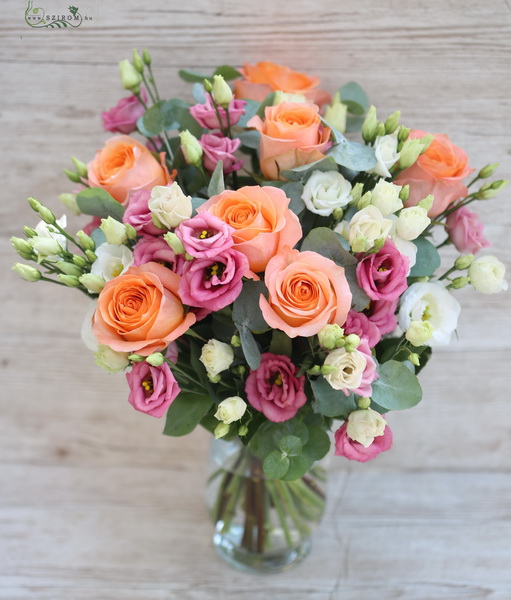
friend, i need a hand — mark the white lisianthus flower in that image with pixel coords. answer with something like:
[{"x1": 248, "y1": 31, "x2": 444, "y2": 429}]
[
  {"x1": 348, "y1": 205, "x2": 392, "y2": 251},
  {"x1": 323, "y1": 347, "x2": 367, "y2": 391},
  {"x1": 387, "y1": 215, "x2": 417, "y2": 274},
  {"x1": 301, "y1": 170, "x2": 352, "y2": 217},
  {"x1": 346, "y1": 408, "x2": 387, "y2": 448},
  {"x1": 399, "y1": 282, "x2": 461, "y2": 346},
  {"x1": 32, "y1": 215, "x2": 67, "y2": 260},
  {"x1": 94, "y1": 345, "x2": 130, "y2": 373},
  {"x1": 80, "y1": 300, "x2": 99, "y2": 352},
  {"x1": 100, "y1": 216, "x2": 128, "y2": 245},
  {"x1": 214, "y1": 396, "x2": 247, "y2": 424},
  {"x1": 200, "y1": 339, "x2": 234, "y2": 378},
  {"x1": 468, "y1": 255, "x2": 508, "y2": 294},
  {"x1": 396, "y1": 206, "x2": 431, "y2": 241},
  {"x1": 369, "y1": 133, "x2": 400, "y2": 178},
  {"x1": 405, "y1": 319, "x2": 434, "y2": 346},
  {"x1": 370, "y1": 180, "x2": 403, "y2": 216},
  {"x1": 90, "y1": 243, "x2": 133, "y2": 281},
  {"x1": 148, "y1": 183, "x2": 193, "y2": 229}
]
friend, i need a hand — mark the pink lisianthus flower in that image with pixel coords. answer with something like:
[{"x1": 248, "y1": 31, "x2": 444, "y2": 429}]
[
  {"x1": 364, "y1": 298, "x2": 399, "y2": 336},
  {"x1": 176, "y1": 212, "x2": 234, "y2": 259},
  {"x1": 356, "y1": 239, "x2": 409, "y2": 302},
  {"x1": 245, "y1": 353, "x2": 307, "y2": 422},
  {"x1": 190, "y1": 95, "x2": 246, "y2": 130},
  {"x1": 101, "y1": 89, "x2": 147, "y2": 135},
  {"x1": 133, "y1": 235, "x2": 185, "y2": 273},
  {"x1": 445, "y1": 205, "x2": 491, "y2": 255},
  {"x1": 126, "y1": 360, "x2": 180, "y2": 418},
  {"x1": 123, "y1": 189, "x2": 164, "y2": 237},
  {"x1": 178, "y1": 248, "x2": 249, "y2": 311},
  {"x1": 343, "y1": 310, "x2": 382, "y2": 348},
  {"x1": 334, "y1": 420, "x2": 393, "y2": 462},
  {"x1": 200, "y1": 133, "x2": 243, "y2": 174}
]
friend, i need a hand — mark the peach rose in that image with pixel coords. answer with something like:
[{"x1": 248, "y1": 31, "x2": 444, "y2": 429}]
[
  {"x1": 87, "y1": 135, "x2": 173, "y2": 205},
  {"x1": 92, "y1": 262, "x2": 195, "y2": 355},
  {"x1": 248, "y1": 102, "x2": 331, "y2": 181},
  {"x1": 395, "y1": 130, "x2": 474, "y2": 218},
  {"x1": 234, "y1": 61, "x2": 330, "y2": 106},
  {"x1": 260, "y1": 246, "x2": 352, "y2": 338},
  {"x1": 198, "y1": 185, "x2": 302, "y2": 273}
]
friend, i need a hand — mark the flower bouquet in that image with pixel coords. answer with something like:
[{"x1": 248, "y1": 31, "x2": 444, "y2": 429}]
[{"x1": 12, "y1": 52, "x2": 508, "y2": 572}]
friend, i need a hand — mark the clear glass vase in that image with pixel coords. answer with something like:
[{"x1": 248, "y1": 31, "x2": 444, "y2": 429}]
[{"x1": 206, "y1": 437, "x2": 328, "y2": 573}]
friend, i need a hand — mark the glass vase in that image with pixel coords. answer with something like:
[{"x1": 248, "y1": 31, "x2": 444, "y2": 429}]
[{"x1": 206, "y1": 437, "x2": 328, "y2": 573}]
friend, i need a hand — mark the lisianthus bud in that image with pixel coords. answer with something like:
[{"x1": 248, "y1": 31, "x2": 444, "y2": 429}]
[
  {"x1": 71, "y1": 157, "x2": 88, "y2": 178},
  {"x1": 397, "y1": 126, "x2": 411, "y2": 143},
  {"x1": 357, "y1": 397, "x2": 371, "y2": 409},
  {"x1": 119, "y1": 59, "x2": 142, "y2": 92},
  {"x1": 454, "y1": 254, "x2": 474, "y2": 270},
  {"x1": 408, "y1": 353, "x2": 420, "y2": 367},
  {"x1": 214, "y1": 396, "x2": 247, "y2": 424},
  {"x1": 56, "y1": 261, "x2": 83, "y2": 277},
  {"x1": 398, "y1": 138, "x2": 424, "y2": 169},
  {"x1": 351, "y1": 236, "x2": 368, "y2": 253},
  {"x1": 375, "y1": 122, "x2": 386, "y2": 138},
  {"x1": 396, "y1": 206, "x2": 431, "y2": 241},
  {"x1": 63, "y1": 169, "x2": 82, "y2": 183},
  {"x1": 384, "y1": 110, "x2": 401, "y2": 134},
  {"x1": 72, "y1": 255, "x2": 87, "y2": 268},
  {"x1": 307, "y1": 365, "x2": 321, "y2": 376},
  {"x1": 450, "y1": 276, "x2": 470, "y2": 289},
  {"x1": 30, "y1": 236, "x2": 62, "y2": 258},
  {"x1": 362, "y1": 106, "x2": 377, "y2": 143},
  {"x1": 38, "y1": 206, "x2": 56, "y2": 225},
  {"x1": 203, "y1": 78, "x2": 213, "y2": 93},
  {"x1": 418, "y1": 194, "x2": 434, "y2": 212},
  {"x1": 163, "y1": 231, "x2": 185, "y2": 255},
  {"x1": 179, "y1": 130, "x2": 203, "y2": 167},
  {"x1": 212, "y1": 75, "x2": 233, "y2": 107},
  {"x1": 59, "y1": 193, "x2": 81, "y2": 216},
  {"x1": 132, "y1": 49, "x2": 144, "y2": 73},
  {"x1": 357, "y1": 192, "x2": 372, "y2": 210},
  {"x1": 142, "y1": 48, "x2": 152, "y2": 66},
  {"x1": 85, "y1": 249, "x2": 98, "y2": 262},
  {"x1": 332, "y1": 207, "x2": 344, "y2": 220},
  {"x1": 100, "y1": 216, "x2": 128, "y2": 245},
  {"x1": 399, "y1": 185, "x2": 410, "y2": 202},
  {"x1": 57, "y1": 274, "x2": 81, "y2": 287},
  {"x1": 230, "y1": 334, "x2": 242, "y2": 348},
  {"x1": 350, "y1": 182, "x2": 364, "y2": 204},
  {"x1": 28, "y1": 197, "x2": 42, "y2": 212},
  {"x1": 125, "y1": 223, "x2": 137, "y2": 240},
  {"x1": 370, "y1": 180, "x2": 403, "y2": 216},
  {"x1": 214, "y1": 422, "x2": 230, "y2": 439},
  {"x1": 10, "y1": 237, "x2": 33, "y2": 256},
  {"x1": 12, "y1": 263, "x2": 41, "y2": 282},
  {"x1": 468, "y1": 255, "x2": 508, "y2": 294},
  {"x1": 478, "y1": 163, "x2": 499, "y2": 179},
  {"x1": 76, "y1": 230, "x2": 96, "y2": 251},
  {"x1": 95, "y1": 345, "x2": 130, "y2": 373},
  {"x1": 346, "y1": 408, "x2": 387, "y2": 447},
  {"x1": 405, "y1": 320, "x2": 433, "y2": 346},
  {"x1": 200, "y1": 339, "x2": 234, "y2": 378},
  {"x1": 238, "y1": 425, "x2": 249, "y2": 437},
  {"x1": 318, "y1": 323, "x2": 345, "y2": 349},
  {"x1": 345, "y1": 333, "x2": 361, "y2": 352},
  {"x1": 477, "y1": 180, "x2": 508, "y2": 199},
  {"x1": 146, "y1": 352, "x2": 165, "y2": 367},
  {"x1": 320, "y1": 364, "x2": 337, "y2": 375},
  {"x1": 324, "y1": 93, "x2": 348, "y2": 133},
  {"x1": 23, "y1": 226, "x2": 37, "y2": 238},
  {"x1": 79, "y1": 273, "x2": 106, "y2": 294},
  {"x1": 128, "y1": 353, "x2": 145, "y2": 362}
]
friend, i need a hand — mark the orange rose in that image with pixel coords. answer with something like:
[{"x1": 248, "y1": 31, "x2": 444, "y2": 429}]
[
  {"x1": 93, "y1": 262, "x2": 195, "y2": 355},
  {"x1": 198, "y1": 185, "x2": 302, "y2": 273},
  {"x1": 234, "y1": 61, "x2": 330, "y2": 106},
  {"x1": 395, "y1": 130, "x2": 474, "y2": 218},
  {"x1": 87, "y1": 135, "x2": 173, "y2": 205},
  {"x1": 248, "y1": 102, "x2": 331, "y2": 180},
  {"x1": 260, "y1": 247, "x2": 352, "y2": 338}
]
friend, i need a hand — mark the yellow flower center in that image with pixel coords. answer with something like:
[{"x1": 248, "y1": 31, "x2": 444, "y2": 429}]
[{"x1": 142, "y1": 378, "x2": 153, "y2": 394}]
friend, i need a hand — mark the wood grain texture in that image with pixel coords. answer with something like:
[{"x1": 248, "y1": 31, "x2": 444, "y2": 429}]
[{"x1": 1, "y1": 0, "x2": 511, "y2": 597}]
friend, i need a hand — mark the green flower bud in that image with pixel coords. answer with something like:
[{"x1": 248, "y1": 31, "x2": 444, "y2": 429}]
[
  {"x1": 57, "y1": 274, "x2": 81, "y2": 287},
  {"x1": 408, "y1": 353, "x2": 420, "y2": 367},
  {"x1": 79, "y1": 273, "x2": 106, "y2": 294},
  {"x1": 125, "y1": 223, "x2": 138, "y2": 240},
  {"x1": 351, "y1": 236, "x2": 368, "y2": 253},
  {"x1": 71, "y1": 254, "x2": 87, "y2": 268},
  {"x1": 128, "y1": 353, "x2": 145, "y2": 363},
  {"x1": 405, "y1": 320, "x2": 433, "y2": 346},
  {"x1": 179, "y1": 130, "x2": 203, "y2": 167},
  {"x1": 30, "y1": 236, "x2": 62, "y2": 257},
  {"x1": 362, "y1": 106, "x2": 377, "y2": 143},
  {"x1": 384, "y1": 110, "x2": 401, "y2": 134},
  {"x1": 71, "y1": 157, "x2": 88, "y2": 178},
  {"x1": 233, "y1": 365, "x2": 246, "y2": 377},
  {"x1": 332, "y1": 207, "x2": 344, "y2": 221},
  {"x1": 203, "y1": 78, "x2": 213, "y2": 93},
  {"x1": 372, "y1": 237, "x2": 386, "y2": 251},
  {"x1": 163, "y1": 232, "x2": 185, "y2": 255},
  {"x1": 85, "y1": 249, "x2": 97, "y2": 262},
  {"x1": 345, "y1": 333, "x2": 361, "y2": 352},
  {"x1": 146, "y1": 352, "x2": 165, "y2": 367},
  {"x1": 208, "y1": 373, "x2": 221, "y2": 384},
  {"x1": 151, "y1": 212, "x2": 166, "y2": 230},
  {"x1": 184, "y1": 253, "x2": 194, "y2": 261},
  {"x1": 132, "y1": 49, "x2": 144, "y2": 73},
  {"x1": 454, "y1": 254, "x2": 474, "y2": 270},
  {"x1": 450, "y1": 276, "x2": 471, "y2": 289},
  {"x1": 238, "y1": 425, "x2": 249, "y2": 437},
  {"x1": 478, "y1": 163, "x2": 499, "y2": 179},
  {"x1": 212, "y1": 74, "x2": 233, "y2": 107},
  {"x1": 119, "y1": 59, "x2": 142, "y2": 92},
  {"x1": 397, "y1": 126, "x2": 411, "y2": 143},
  {"x1": 10, "y1": 236, "x2": 33, "y2": 255},
  {"x1": 12, "y1": 263, "x2": 42, "y2": 282},
  {"x1": 399, "y1": 184, "x2": 410, "y2": 202},
  {"x1": 56, "y1": 261, "x2": 83, "y2": 277},
  {"x1": 23, "y1": 226, "x2": 37, "y2": 238},
  {"x1": 350, "y1": 182, "x2": 365, "y2": 204},
  {"x1": 100, "y1": 216, "x2": 128, "y2": 245},
  {"x1": 59, "y1": 193, "x2": 81, "y2": 216},
  {"x1": 230, "y1": 334, "x2": 242, "y2": 347},
  {"x1": 357, "y1": 397, "x2": 371, "y2": 409},
  {"x1": 398, "y1": 139, "x2": 424, "y2": 169},
  {"x1": 76, "y1": 230, "x2": 96, "y2": 251},
  {"x1": 478, "y1": 179, "x2": 509, "y2": 199},
  {"x1": 375, "y1": 122, "x2": 386, "y2": 138},
  {"x1": 357, "y1": 191, "x2": 372, "y2": 210},
  {"x1": 318, "y1": 323, "x2": 344, "y2": 349},
  {"x1": 142, "y1": 48, "x2": 152, "y2": 66},
  {"x1": 28, "y1": 197, "x2": 42, "y2": 212},
  {"x1": 214, "y1": 422, "x2": 230, "y2": 440},
  {"x1": 418, "y1": 194, "x2": 434, "y2": 212},
  {"x1": 307, "y1": 365, "x2": 321, "y2": 376},
  {"x1": 63, "y1": 168, "x2": 82, "y2": 183},
  {"x1": 95, "y1": 346, "x2": 130, "y2": 373},
  {"x1": 38, "y1": 206, "x2": 56, "y2": 225},
  {"x1": 320, "y1": 364, "x2": 337, "y2": 375}
]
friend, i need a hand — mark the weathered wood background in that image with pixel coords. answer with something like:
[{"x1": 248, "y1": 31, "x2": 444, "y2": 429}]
[{"x1": 1, "y1": 0, "x2": 510, "y2": 598}]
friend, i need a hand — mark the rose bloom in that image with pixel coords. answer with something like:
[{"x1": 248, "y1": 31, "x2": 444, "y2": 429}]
[
  {"x1": 133, "y1": 235, "x2": 185, "y2": 273},
  {"x1": 87, "y1": 135, "x2": 173, "y2": 205},
  {"x1": 356, "y1": 239, "x2": 409, "y2": 301},
  {"x1": 395, "y1": 130, "x2": 474, "y2": 218},
  {"x1": 176, "y1": 212, "x2": 234, "y2": 259},
  {"x1": 123, "y1": 189, "x2": 164, "y2": 237},
  {"x1": 245, "y1": 353, "x2": 307, "y2": 422},
  {"x1": 190, "y1": 95, "x2": 246, "y2": 130},
  {"x1": 200, "y1": 133, "x2": 243, "y2": 175},
  {"x1": 179, "y1": 248, "x2": 249, "y2": 311},
  {"x1": 334, "y1": 420, "x2": 393, "y2": 463},
  {"x1": 343, "y1": 309, "x2": 382, "y2": 348},
  {"x1": 445, "y1": 205, "x2": 491, "y2": 254},
  {"x1": 234, "y1": 61, "x2": 330, "y2": 106},
  {"x1": 199, "y1": 185, "x2": 302, "y2": 273},
  {"x1": 102, "y1": 90, "x2": 147, "y2": 135},
  {"x1": 126, "y1": 361, "x2": 180, "y2": 418},
  {"x1": 93, "y1": 262, "x2": 195, "y2": 355},
  {"x1": 260, "y1": 246, "x2": 352, "y2": 338},
  {"x1": 365, "y1": 298, "x2": 399, "y2": 336},
  {"x1": 247, "y1": 102, "x2": 331, "y2": 180}
]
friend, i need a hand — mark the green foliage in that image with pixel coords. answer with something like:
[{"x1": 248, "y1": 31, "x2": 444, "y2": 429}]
[
  {"x1": 310, "y1": 376, "x2": 357, "y2": 418},
  {"x1": 269, "y1": 330, "x2": 292, "y2": 357},
  {"x1": 280, "y1": 182, "x2": 306, "y2": 216},
  {"x1": 163, "y1": 392, "x2": 213, "y2": 436},
  {"x1": 207, "y1": 160, "x2": 225, "y2": 197},
  {"x1": 236, "y1": 130, "x2": 261, "y2": 150},
  {"x1": 232, "y1": 281, "x2": 269, "y2": 370},
  {"x1": 338, "y1": 81, "x2": 370, "y2": 115},
  {"x1": 76, "y1": 188, "x2": 125, "y2": 222},
  {"x1": 263, "y1": 451, "x2": 290, "y2": 479},
  {"x1": 371, "y1": 360, "x2": 423, "y2": 410},
  {"x1": 237, "y1": 100, "x2": 260, "y2": 127},
  {"x1": 280, "y1": 157, "x2": 338, "y2": 182},
  {"x1": 178, "y1": 65, "x2": 241, "y2": 84},
  {"x1": 327, "y1": 133, "x2": 377, "y2": 171},
  {"x1": 256, "y1": 93, "x2": 276, "y2": 119},
  {"x1": 409, "y1": 237, "x2": 441, "y2": 278},
  {"x1": 137, "y1": 99, "x2": 203, "y2": 138}
]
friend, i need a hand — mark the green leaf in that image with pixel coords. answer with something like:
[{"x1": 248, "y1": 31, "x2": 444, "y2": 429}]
[
  {"x1": 207, "y1": 160, "x2": 225, "y2": 197},
  {"x1": 189, "y1": 340, "x2": 208, "y2": 387},
  {"x1": 310, "y1": 376, "x2": 357, "y2": 418},
  {"x1": 171, "y1": 102, "x2": 204, "y2": 137},
  {"x1": 280, "y1": 157, "x2": 338, "y2": 182},
  {"x1": 236, "y1": 130, "x2": 261, "y2": 150},
  {"x1": 409, "y1": 237, "x2": 441, "y2": 278},
  {"x1": 191, "y1": 196, "x2": 205, "y2": 215},
  {"x1": 256, "y1": 93, "x2": 276, "y2": 119},
  {"x1": 303, "y1": 425, "x2": 331, "y2": 461},
  {"x1": 263, "y1": 450, "x2": 290, "y2": 479},
  {"x1": 280, "y1": 454, "x2": 312, "y2": 481},
  {"x1": 137, "y1": 100, "x2": 177, "y2": 137},
  {"x1": 214, "y1": 65, "x2": 242, "y2": 81},
  {"x1": 178, "y1": 69, "x2": 211, "y2": 83},
  {"x1": 345, "y1": 115, "x2": 365, "y2": 133},
  {"x1": 237, "y1": 100, "x2": 260, "y2": 128},
  {"x1": 163, "y1": 392, "x2": 212, "y2": 436},
  {"x1": 269, "y1": 329, "x2": 292, "y2": 357},
  {"x1": 327, "y1": 135, "x2": 377, "y2": 171},
  {"x1": 339, "y1": 82, "x2": 369, "y2": 115},
  {"x1": 90, "y1": 227, "x2": 106, "y2": 248},
  {"x1": 273, "y1": 419, "x2": 309, "y2": 446},
  {"x1": 371, "y1": 360, "x2": 423, "y2": 410},
  {"x1": 278, "y1": 434, "x2": 302, "y2": 457},
  {"x1": 192, "y1": 83, "x2": 206, "y2": 104},
  {"x1": 238, "y1": 325, "x2": 261, "y2": 370},
  {"x1": 76, "y1": 188, "x2": 125, "y2": 222},
  {"x1": 248, "y1": 421, "x2": 277, "y2": 459},
  {"x1": 281, "y1": 182, "x2": 306, "y2": 216},
  {"x1": 232, "y1": 280, "x2": 269, "y2": 331}
]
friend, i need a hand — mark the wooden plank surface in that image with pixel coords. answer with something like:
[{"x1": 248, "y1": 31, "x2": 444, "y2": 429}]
[{"x1": 1, "y1": 0, "x2": 510, "y2": 597}]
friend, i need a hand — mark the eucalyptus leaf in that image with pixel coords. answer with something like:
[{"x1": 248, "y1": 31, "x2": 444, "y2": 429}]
[
  {"x1": 213, "y1": 65, "x2": 242, "y2": 80},
  {"x1": 339, "y1": 81, "x2": 370, "y2": 115},
  {"x1": 163, "y1": 392, "x2": 212, "y2": 436},
  {"x1": 327, "y1": 135, "x2": 377, "y2": 171},
  {"x1": 371, "y1": 360, "x2": 423, "y2": 410},
  {"x1": 278, "y1": 434, "x2": 302, "y2": 457},
  {"x1": 248, "y1": 421, "x2": 277, "y2": 459},
  {"x1": 256, "y1": 93, "x2": 276, "y2": 119},
  {"x1": 136, "y1": 100, "x2": 178, "y2": 137},
  {"x1": 232, "y1": 281, "x2": 269, "y2": 331},
  {"x1": 281, "y1": 182, "x2": 306, "y2": 216},
  {"x1": 192, "y1": 83, "x2": 206, "y2": 103},
  {"x1": 263, "y1": 450, "x2": 290, "y2": 479},
  {"x1": 207, "y1": 160, "x2": 225, "y2": 197},
  {"x1": 280, "y1": 157, "x2": 338, "y2": 182},
  {"x1": 76, "y1": 188, "x2": 125, "y2": 222},
  {"x1": 345, "y1": 115, "x2": 365, "y2": 133},
  {"x1": 237, "y1": 130, "x2": 261, "y2": 150},
  {"x1": 273, "y1": 418, "x2": 309, "y2": 447},
  {"x1": 238, "y1": 325, "x2": 261, "y2": 370},
  {"x1": 269, "y1": 329, "x2": 292, "y2": 357},
  {"x1": 303, "y1": 426, "x2": 331, "y2": 461},
  {"x1": 280, "y1": 454, "x2": 312, "y2": 481},
  {"x1": 237, "y1": 99, "x2": 260, "y2": 127},
  {"x1": 178, "y1": 69, "x2": 211, "y2": 83},
  {"x1": 311, "y1": 377, "x2": 357, "y2": 418},
  {"x1": 191, "y1": 196, "x2": 205, "y2": 215},
  {"x1": 90, "y1": 227, "x2": 106, "y2": 248},
  {"x1": 409, "y1": 237, "x2": 441, "y2": 278}
]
